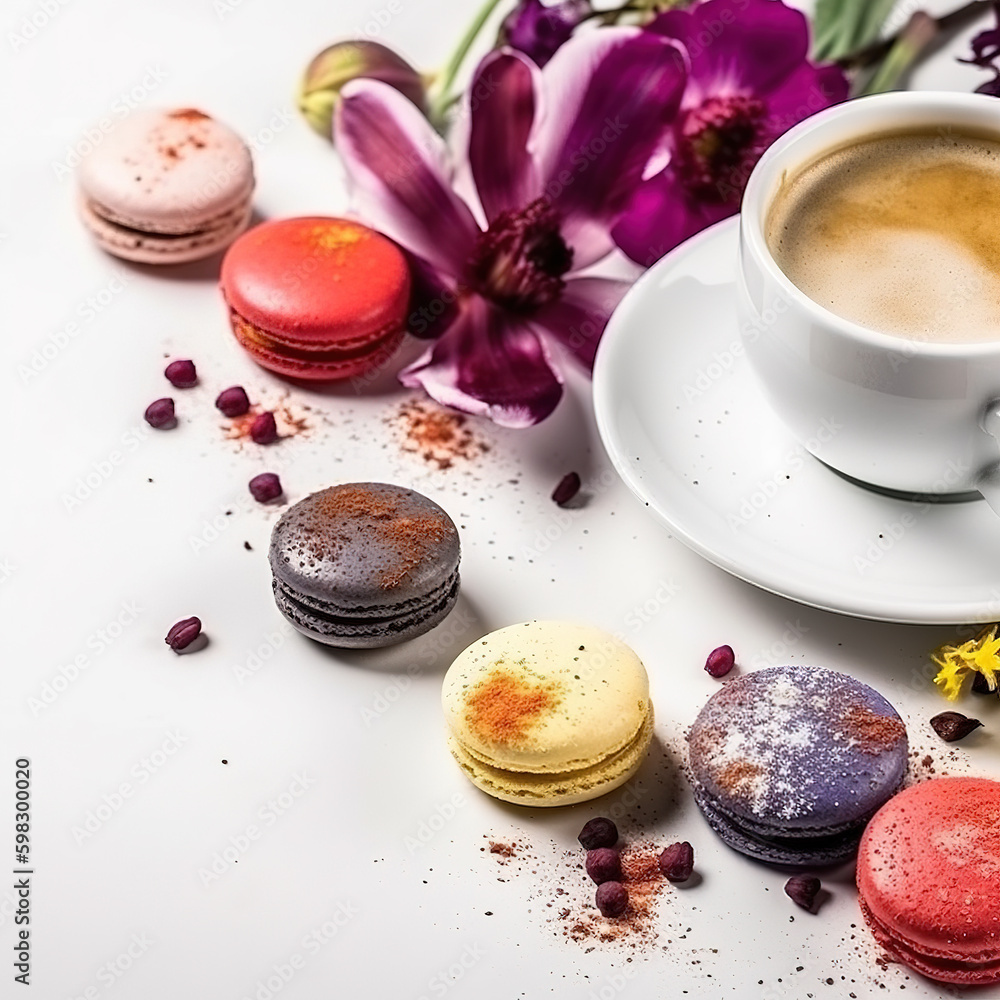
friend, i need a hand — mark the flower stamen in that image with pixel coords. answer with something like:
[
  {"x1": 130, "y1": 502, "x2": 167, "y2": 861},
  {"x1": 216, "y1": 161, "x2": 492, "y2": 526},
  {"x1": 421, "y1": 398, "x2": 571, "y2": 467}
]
[{"x1": 468, "y1": 198, "x2": 574, "y2": 312}]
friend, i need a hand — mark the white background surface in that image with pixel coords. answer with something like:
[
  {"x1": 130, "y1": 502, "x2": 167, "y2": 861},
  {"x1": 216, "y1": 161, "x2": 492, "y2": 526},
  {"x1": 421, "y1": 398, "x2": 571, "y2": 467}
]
[{"x1": 3, "y1": 1, "x2": 1000, "y2": 998}]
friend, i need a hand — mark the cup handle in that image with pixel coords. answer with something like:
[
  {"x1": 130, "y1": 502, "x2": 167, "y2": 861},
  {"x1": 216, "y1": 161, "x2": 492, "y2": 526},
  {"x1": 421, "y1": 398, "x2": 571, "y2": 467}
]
[{"x1": 978, "y1": 400, "x2": 1000, "y2": 516}]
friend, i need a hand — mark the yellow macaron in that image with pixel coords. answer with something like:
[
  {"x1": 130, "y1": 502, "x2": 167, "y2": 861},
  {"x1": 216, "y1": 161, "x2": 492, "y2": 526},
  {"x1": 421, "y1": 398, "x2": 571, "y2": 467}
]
[{"x1": 441, "y1": 621, "x2": 654, "y2": 806}]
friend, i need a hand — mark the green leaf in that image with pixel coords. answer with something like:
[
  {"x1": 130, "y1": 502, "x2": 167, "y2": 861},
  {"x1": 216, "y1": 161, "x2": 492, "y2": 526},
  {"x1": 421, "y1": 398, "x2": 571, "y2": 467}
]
[{"x1": 811, "y1": 0, "x2": 899, "y2": 61}]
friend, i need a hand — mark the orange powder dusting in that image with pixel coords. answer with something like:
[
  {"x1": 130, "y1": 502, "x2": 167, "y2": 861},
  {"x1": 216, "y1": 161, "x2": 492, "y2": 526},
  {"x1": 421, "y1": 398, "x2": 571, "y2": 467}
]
[
  {"x1": 840, "y1": 704, "x2": 906, "y2": 755},
  {"x1": 716, "y1": 759, "x2": 763, "y2": 795},
  {"x1": 391, "y1": 399, "x2": 490, "y2": 470},
  {"x1": 465, "y1": 670, "x2": 558, "y2": 745}
]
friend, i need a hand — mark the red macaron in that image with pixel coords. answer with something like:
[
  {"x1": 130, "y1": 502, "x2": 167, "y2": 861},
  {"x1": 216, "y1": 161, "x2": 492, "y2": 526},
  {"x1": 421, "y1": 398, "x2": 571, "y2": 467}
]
[
  {"x1": 857, "y1": 777, "x2": 1000, "y2": 986},
  {"x1": 220, "y1": 217, "x2": 410, "y2": 381}
]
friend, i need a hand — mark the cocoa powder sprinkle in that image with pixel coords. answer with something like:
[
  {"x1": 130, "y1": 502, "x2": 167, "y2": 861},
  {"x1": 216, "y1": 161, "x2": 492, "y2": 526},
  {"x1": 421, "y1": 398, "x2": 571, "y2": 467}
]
[
  {"x1": 392, "y1": 399, "x2": 490, "y2": 470},
  {"x1": 840, "y1": 704, "x2": 906, "y2": 754}
]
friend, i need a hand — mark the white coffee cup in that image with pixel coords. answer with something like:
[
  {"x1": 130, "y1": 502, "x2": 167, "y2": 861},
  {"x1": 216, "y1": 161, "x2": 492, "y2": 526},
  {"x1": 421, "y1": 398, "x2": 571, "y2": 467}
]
[{"x1": 737, "y1": 91, "x2": 1000, "y2": 509}]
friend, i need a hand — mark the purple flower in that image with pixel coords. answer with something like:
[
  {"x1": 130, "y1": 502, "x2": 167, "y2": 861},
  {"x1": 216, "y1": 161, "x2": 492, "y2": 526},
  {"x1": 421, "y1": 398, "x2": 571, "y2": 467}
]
[
  {"x1": 500, "y1": 0, "x2": 591, "y2": 67},
  {"x1": 959, "y1": 2, "x2": 1000, "y2": 96},
  {"x1": 334, "y1": 29, "x2": 687, "y2": 426},
  {"x1": 612, "y1": 0, "x2": 848, "y2": 266}
]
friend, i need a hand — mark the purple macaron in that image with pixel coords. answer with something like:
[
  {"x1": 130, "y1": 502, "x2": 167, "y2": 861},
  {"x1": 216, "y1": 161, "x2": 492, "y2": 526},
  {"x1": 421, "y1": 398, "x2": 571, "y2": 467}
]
[
  {"x1": 268, "y1": 483, "x2": 460, "y2": 648},
  {"x1": 687, "y1": 666, "x2": 908, "y2": 867}
]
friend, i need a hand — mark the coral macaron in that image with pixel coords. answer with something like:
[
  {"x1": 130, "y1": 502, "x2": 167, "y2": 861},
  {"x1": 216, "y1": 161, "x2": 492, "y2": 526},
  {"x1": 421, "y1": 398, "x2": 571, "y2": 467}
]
[
  {"x1": 220, "y1": 217, "x2": 410, "y2": 381},
  {"x1": 857, "y1": 777, "x2": 1000, "y2": 985}
]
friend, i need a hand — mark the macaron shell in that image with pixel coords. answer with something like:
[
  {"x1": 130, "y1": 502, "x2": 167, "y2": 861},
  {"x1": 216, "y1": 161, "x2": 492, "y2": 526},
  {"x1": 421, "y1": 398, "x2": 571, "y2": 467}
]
[
  {"x1": 229, "y1": 307, "x2": 404, "y2": 381},
  {"x1": 688, "y1": 666, "x2": 908, "y2": 832},
  {"x1": 442, "y1": 621, "x2": 651, "y2": 773},
  {"x1": 273, "y1": 569, "x2": 459, "y2": 648},
  {"x1": 447, "y1": 705, "x2": 654, "y2": 807},
  {"x1": 692, "y1": 783, "x2": 865, "y2": 868},
  {"x1": 269, "y1": 483, "x2": 460, "y2": 609},
  {"x1": 220, "y1": 217, "x2": 411, "y2": 346},
  {"x1": 79, "y1": 196, "x2": 251, "y2": 264},
  {"x1": 857, "y1": 777, "x2": 1000, "y2": 984},
  {"x1": 77, "y1": 108, "x2": 254, "y2": 231}
]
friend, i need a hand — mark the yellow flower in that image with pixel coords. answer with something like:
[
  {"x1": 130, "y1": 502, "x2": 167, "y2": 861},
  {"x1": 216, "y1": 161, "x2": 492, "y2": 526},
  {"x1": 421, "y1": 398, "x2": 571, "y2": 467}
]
[{"x1": 931, "y1": 625, "x2": 1000, "y2": 700}]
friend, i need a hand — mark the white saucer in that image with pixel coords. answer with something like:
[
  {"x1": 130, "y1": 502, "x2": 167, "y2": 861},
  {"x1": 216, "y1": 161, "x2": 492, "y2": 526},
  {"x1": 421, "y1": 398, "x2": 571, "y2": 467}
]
[{"x1": 594, "y1": 218, "x2": 1000, "y2": 625}]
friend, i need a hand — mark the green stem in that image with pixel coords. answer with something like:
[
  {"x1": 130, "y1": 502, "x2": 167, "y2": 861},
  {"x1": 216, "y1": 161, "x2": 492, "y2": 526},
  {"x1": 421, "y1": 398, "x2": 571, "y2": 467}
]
[
  {"x1": 430, "y1": 0, "x2": 506, "y2": 123},
  {"x1": 859, "y1": 11, "x2": 939, "y2": 95},
  {"x1": 839, "y1": 0, "x2": 990, "y2": 69}
]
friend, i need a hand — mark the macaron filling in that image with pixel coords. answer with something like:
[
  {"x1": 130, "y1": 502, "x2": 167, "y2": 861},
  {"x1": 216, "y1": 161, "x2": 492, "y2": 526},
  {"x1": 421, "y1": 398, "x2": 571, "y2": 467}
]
[
  {"x1": 274, "y1": 569, "x2": 459, "y2": 637},
  {"x1": 230, "y1": 309, "x2": 404, "y2": 362}
]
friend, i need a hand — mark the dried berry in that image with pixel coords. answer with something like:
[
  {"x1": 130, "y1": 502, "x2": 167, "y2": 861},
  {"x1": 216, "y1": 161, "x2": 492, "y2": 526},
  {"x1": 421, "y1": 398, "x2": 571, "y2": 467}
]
[
  {"x1": 249, "y1": 473, "x2": 283, "y2": 503},
  {"x1": 595, "y1": 881, "x2": 628, "y2": 918},
  {"x1": 164, "y1": 359, "x2": 197, "y2": 387},
  {"x1": 144, "y1": 398, "x2": 176, "y2": 429},
  {"x1": 585, "y1": 848, "x2": 621, "y2": 885},
  {"x1": 704, "y1": 644, "x2": 735, "y2": 678},
  {"x1": 165, "y1": 617, "x2": 202, "y2": 652},
  {"x1": 784, "y1": 875, "x2": 821, "y2": 912},
  {"x1": 930, "y1": 711, "x2": 983, "y2": 742},
  {"x1": 215, "y1": 386, "x2": 250, "y2": 417},
  {"x1": 578, "y1": 817, "x2": 618, "y2": 850},
  {"x1": 552, "y1": 472, "x2": 581, "y2": 506},
  {"x1": 972, "y1": 672, "x2": 992, "y2": 695},
  {"x1": 250, "y1": 411, "x2": 278, "y2": 444},
  {"x1": 658, "y1": 841, "x2": 694, "y2": 882}
]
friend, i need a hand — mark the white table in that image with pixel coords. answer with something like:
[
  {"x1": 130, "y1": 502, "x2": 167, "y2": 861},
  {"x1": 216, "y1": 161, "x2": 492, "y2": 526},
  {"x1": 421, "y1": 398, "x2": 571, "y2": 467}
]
[{"x1": 4, "y1": 1, "x2": 999, "y2": 997}]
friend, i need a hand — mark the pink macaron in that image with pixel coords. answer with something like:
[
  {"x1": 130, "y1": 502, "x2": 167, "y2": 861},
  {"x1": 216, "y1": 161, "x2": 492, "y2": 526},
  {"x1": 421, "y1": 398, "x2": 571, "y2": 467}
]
[{"x1": 77, "y1": 108, "x2": 254, "y2": 264}]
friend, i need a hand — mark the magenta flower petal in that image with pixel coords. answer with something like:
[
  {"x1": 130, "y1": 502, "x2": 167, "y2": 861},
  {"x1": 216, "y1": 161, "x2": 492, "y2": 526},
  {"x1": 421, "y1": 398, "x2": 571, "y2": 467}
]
[
  {"x1": 534, "y1": 28, "x2": 688, "y2": 268},
  {"x1": 762, "y1": 62, "x2": 849, "y2": 141},
  {"x1": 399, "y1": 297, "x2": 563, "y2": 427},
  {"x1": 467, "y1": 50, "x2": 541, "y2": 223},
  {"x1": 612, "y1": 171, "x2": 732, "y2": 267},
  {"x1": 650, "y1": 0, "x2": 809, "y2": 99},
  {"x1": 334, "y1": 79, "x2": 479, "y2": 274},
  {"x1": 531, "y1": 276, "x2": 630, "y2": 370}
]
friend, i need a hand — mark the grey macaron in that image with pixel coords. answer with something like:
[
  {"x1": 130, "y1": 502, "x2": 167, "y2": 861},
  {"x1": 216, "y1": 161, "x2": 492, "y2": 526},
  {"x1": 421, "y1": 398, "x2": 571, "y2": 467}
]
[{"x1": 268, "y1": 483, "x2": 460, "y2": 648}]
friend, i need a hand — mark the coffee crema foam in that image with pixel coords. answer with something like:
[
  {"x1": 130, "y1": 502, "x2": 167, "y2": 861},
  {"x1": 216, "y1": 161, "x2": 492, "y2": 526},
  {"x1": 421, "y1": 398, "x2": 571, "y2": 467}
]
[{"x1": 765, "y1": 130, "x2": 1000, "y2": 343}]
